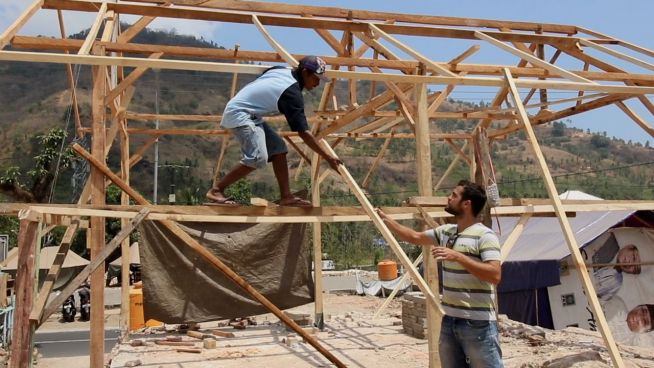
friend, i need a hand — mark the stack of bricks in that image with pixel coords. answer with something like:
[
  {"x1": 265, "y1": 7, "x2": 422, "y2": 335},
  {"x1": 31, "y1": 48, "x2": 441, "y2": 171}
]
[{"x1": 401, "y1": 291, "x2": 427, "y2": 339}]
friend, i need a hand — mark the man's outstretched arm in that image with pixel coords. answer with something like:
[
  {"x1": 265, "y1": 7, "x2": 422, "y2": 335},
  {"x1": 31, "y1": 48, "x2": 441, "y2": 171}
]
[{"x1": 297, "y1": 130, "x2": 342, "y2": 171}]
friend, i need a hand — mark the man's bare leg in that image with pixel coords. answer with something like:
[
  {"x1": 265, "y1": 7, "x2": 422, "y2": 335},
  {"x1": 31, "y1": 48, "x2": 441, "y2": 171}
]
[
  {"x1": 271, "y1": 153, "x2": 311, "y2": 206},
  {"x1": 207, "y1": 163, "x2": 255, "y2": 203}
]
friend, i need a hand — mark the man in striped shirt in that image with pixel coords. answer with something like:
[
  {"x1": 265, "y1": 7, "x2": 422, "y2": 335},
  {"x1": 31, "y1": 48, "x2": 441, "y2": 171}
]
[{"x1": 378, "y1": 180, "x2": 503, "y2": 368}]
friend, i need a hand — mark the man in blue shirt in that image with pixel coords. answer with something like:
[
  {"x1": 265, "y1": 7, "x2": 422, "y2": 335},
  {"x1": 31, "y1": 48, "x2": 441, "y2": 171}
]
[{"x1": 206, "y1": 56, "x2": 342, "y2": 206}]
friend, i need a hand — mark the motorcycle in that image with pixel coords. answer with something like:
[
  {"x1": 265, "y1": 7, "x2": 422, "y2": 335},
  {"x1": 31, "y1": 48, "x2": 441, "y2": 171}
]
[
  {"x1": 62, "y1": 295, "x2": 76, "y2": 322},
  {"x1": 78, "y1": 285, "x2": 91, "y2": 321}
]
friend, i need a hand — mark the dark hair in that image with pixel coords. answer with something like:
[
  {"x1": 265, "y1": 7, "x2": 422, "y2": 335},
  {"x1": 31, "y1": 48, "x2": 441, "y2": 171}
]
[{"x1": 457, "y1": 180, "x2": 487, "y2": 217}]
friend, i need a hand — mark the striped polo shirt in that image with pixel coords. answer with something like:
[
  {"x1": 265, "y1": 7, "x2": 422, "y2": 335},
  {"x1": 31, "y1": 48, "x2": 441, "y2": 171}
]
[{"x1": 426, "y1": 223, "x2": 501, "y2": 321}]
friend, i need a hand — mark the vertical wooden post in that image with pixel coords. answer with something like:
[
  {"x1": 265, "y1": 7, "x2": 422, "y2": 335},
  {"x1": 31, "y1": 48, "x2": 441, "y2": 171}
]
[
  {"x1": 9, "y1": 218, "x2": 39, "y2": 368},
  {"x1": 119, "y1": 103, "x2": 130, "y2": 334},
  {"x1": 503, "y1": 68, "x2": 625, "y2": 368},
  {"x1": 415, "y1": 83, "x2": 440, "y2": 367},
  {"x1": 90, "y1": 52, "x2": 107, "y2": 367},
  {"x1": 311, "y1": 154, "x2": 324, "y2": 330}
]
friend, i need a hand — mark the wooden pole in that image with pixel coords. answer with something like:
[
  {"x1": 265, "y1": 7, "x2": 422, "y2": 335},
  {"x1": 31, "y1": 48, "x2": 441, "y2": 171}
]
[
  {"x1": 89, "y1": 51, "x2": 107, "y2": 368},
  {"x1": 71, "y1": 144, "x2": 348, "y2": 368},
  {"x1": 311, "y1": 151, "x2": 325, "y2": 330},
  {"x1": 317, "y1": 140, "x2": 443, "y2": 312},
  {"x1": 415, "y1": 83, "x2": 441, "y2": 367},
  {"x1": 503, "y1": 68, "x2": 625, "y2": 368},
  {"x1": 9, "y1": 218, "x2": 39, "y2": 368}
]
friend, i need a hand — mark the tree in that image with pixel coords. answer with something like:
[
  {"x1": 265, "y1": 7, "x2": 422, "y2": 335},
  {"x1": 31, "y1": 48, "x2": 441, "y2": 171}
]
[{"x1": 0, "y1": 128, "x2": 74, "y2": 203}]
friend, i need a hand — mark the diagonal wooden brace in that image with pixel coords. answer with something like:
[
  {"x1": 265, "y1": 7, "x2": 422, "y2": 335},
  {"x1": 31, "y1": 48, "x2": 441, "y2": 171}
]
[{"x1": 317, "y1": 139, "x2": 444, "y2": 314}]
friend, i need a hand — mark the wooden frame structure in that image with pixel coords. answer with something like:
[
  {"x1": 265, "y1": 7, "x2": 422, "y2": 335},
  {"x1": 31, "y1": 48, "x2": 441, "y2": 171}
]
[{"x1": 3, "y1": 1, "x2": 654, "y2": 367}]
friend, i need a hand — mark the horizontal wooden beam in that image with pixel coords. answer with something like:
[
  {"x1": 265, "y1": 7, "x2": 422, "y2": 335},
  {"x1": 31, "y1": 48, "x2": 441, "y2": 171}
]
[
  {"x1": 130, "y1": 0, "x2": 577, "y2": 34},
  {"x1": 10, "y1": 36, "x2": 654, "y2": 85},
  {"x1": 23, "y1": 200, "x2": 654, "y2": 224}
]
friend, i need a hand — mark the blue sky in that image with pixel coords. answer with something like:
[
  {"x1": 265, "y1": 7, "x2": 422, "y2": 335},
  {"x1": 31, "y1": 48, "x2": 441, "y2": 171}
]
[{"x1": 1, "y1": 0, "x2": 653, "y2": 144}]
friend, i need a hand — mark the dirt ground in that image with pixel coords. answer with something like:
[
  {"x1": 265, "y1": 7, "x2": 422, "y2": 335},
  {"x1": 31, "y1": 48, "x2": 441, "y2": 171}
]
[{"x1": 96, "y1": 293, "x2": 654, "y2": 368}]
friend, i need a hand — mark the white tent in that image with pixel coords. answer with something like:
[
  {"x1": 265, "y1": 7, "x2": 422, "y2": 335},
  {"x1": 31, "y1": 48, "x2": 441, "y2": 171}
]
[
  {"x1": 1, "y1": 246, "x2": 89, "y2": 290},
  {"x1": 110, "y1": 242, "x2": 140, "y2": 266}
]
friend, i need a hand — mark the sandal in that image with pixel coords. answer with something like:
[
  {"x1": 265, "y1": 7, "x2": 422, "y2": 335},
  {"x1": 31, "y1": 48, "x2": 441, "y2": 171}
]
[
  {"x1": 277, "y1": 197, "x2": 312, "y2": 207},
  {"x1": 204, "y1": 197, "x2": 239, "y2": 206}
]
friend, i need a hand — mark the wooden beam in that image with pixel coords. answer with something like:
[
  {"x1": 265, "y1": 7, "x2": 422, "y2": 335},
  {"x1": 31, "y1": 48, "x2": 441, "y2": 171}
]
[
  {"x1": 362, "y1": 129, "x2": 393, "y2": 188},
  {"x1": 38, "y1": 209, "x2": 150, "y2": 326},
  {"x1": 315, "y1": 29, "x2": 345, "y2": 55},
  {"x1": 369, "y1": 23, "x2": 456, "y2": 77},
  {"x1": 476, "y1": 31, "x2": 594, "y2": 84},
  {"x1": 500, "y1": 213, "x2": 531, "y2": 261},
  {"x1": 579, "y1": 39, "x2": 654, "y2": 73},
  {"x1": 448, "y1": 45, "x2": 480, "y2": 66},
  {"x1": 317, "y1": 140, "x2": 443, "y2": 313},
  {"x1": 0, "y1": 0, "x2": 43, "y2": 50},
  {"x1": 252, "y1": 14, "x2": 298, "y2": 67},
  {"x1": 105, "y1": 52, "x2": 163, "y2": 104},
  {"x1": 138, "y1": 0, "x2": 577, "y2": 34},
  {"x1": 9, "y1": 218, "x2": 39, "y2": 368},
  {"x1": 503, "y1": 67, "x2": 625, "y2": 368},
  {"x1": 89, "y1": 49, "x2": 107, "y2": 368},
  {"x1": 78, "y1": 1, "x2": 107, "y2": 55},
  {"x1": 445, "y1": 139, "x2": 472, "y2": 165},
  {"x1": 615, "y1": 101, "x2": 654, "y2": 139},
  {"x1": 3, "y1": 50, "x2": 654, "y2": 94},
  {"x1": 117, "y1": 15, "x2": 156, "y2": 43}
]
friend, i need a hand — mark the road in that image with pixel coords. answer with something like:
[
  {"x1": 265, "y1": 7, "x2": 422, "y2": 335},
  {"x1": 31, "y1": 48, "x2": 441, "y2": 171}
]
[{"x1": 34, "y1": 329, "x2": 120, "y2": 358}]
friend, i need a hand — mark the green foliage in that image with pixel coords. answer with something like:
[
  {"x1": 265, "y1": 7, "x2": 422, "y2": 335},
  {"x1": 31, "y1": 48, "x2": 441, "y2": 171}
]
[
  {"x1": 590, "y1": 134, "x2": 611, "y2": 148},
  {"x1": 224, "y1": 179, "x2": 252, "y2": 204}
]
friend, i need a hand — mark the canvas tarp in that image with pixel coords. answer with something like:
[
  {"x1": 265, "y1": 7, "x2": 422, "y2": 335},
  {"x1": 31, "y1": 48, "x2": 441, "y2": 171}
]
[{"x1": 138, "y1": 221, "x2": 314, "y2": 323}]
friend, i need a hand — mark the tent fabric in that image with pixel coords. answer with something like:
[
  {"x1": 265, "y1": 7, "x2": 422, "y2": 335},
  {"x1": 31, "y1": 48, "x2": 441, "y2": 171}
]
[
  {"x1": 498, "y1": 260, "x2": 561, "y2": 293},
  {"x1": 497, "y1": 210, "x2": 633, "y2": 262},
  {"x1": 498, "y1": 288, "x2": 554, "y2": 329},
  {"x1": 110, "y1": 242, "x2": 140, "y2": 266},
  {"x1": 2, "y1": 246, "x2": 89, "y2": 270},
  {"x1": 355, "y1": 274, "x2": 412, "y2": 297},
  {"x1": 138, "y1": 221, "x2": 314, "y2": 323}
]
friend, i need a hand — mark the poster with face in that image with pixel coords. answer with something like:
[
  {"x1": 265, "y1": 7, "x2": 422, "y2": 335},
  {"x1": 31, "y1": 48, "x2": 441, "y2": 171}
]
[{"x1": 585, "y1": 227, "x2": 654, "y2": 347}]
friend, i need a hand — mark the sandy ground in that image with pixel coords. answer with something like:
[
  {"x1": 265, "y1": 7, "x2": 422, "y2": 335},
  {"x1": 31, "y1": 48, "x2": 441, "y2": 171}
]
[{"x1": 36, "y1": 293, "x2": 654, "y2": 368}]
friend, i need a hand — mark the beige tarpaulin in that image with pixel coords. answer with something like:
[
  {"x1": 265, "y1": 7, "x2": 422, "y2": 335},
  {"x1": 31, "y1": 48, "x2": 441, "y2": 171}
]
[
  {"x1": 138, "y1": 221, "x2": 314, "y2": 323},
  {"x1": 110, "y1": 242, "x2": 140, "y2": 265},
  {"x1": 2, "y1": 246, "x2": 89, "y2": 290}
]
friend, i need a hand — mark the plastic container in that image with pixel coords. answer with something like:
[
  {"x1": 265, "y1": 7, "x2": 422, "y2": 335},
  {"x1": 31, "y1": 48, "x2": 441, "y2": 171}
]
[
  {"x1": 377, "y1": 260, "x2": 398, "y2": 281},
  {"x1": 129, "y1": 287, "x2": 145, "y2": 331}
]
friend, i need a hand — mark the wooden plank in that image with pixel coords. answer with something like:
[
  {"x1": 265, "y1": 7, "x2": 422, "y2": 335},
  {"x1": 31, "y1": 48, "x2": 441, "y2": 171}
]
[
  {"x1": 89, "y1": 52, "x2": 107, "y2": 368},
  {"x1": 500, "y1": 213, "x2": 531, "y2": 261},
  {"x1": 78, "y1": 2, "x2": 108, "y2": 55},
  {"x1": 3, "y1": 49, "x2": 654, "y2": 95},
  {"x1": 149, "y1": 0, "x2": 577, "y2": 33},
  {"x1": 362, "y1": 129, "x2": 393, "y2": 188},
  {"x1": 0, "y1": 0, "x2": 43, "y2": 50},
  {"x1": 317, "y1": 140, "x2": 443, "y2": 313},
  {"x1": 579, "y1": 39, "x2": 654, "y2": 72},
  {"x1": 105, "y1": 52, "x2": 163, "y2": 104},
  {"x1": 38, "y1": 209, "x2": 150, "y2": 326},
  {"x1": 449, "y1": 45, "x2": 480, "y2": 66},
  {"x1": 117, "y1": 15, "x2": 156, "y2": 43},
  {"x1": 445, "y1": 139, "x2": 472, "y2": 165},
  {"x1": 0, "y1": 273, "x2": 7, "y2": 308},
  {"x1": 476, "y1": 31, "x2": 594, "y2": 84},
  {"x1": 29, "y1": 222, "x2": 80, "y2": 323},
  {"x1": 311, "y1": 151, "x2": 324, "y2": 329},
  {"x1": 315, "y1": 29, "x2": 345, "y2": 55},
  {"x1": 434, "y1": 141, "x2": 469, "y2": 191},
  {"x1": 119, "y1": 99, "x2": 131, "y2": 333},
  {"x1": 9, "y1": 218, "x2": 39, "y2": 368},
  {"x1": 415, "y1": 82, "x2": 440, "y2": 368},
  {"x1": 56, "y1": 10, "x2": 84, "y2": 138},
  {"x1": 503, "y1": 67, "x2": 625, "y2": 368},
  {"x1": 615, "y1": 101, "x2": 654, "y2": 138},
  {"x1": 252, "y1": 14, "x2": 298, "y2": 67},
  {"x1": 369, "y1": 23, "x2": 456, "y2": 77}
]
